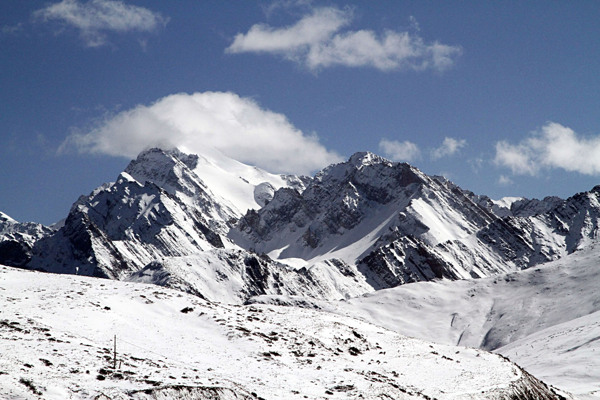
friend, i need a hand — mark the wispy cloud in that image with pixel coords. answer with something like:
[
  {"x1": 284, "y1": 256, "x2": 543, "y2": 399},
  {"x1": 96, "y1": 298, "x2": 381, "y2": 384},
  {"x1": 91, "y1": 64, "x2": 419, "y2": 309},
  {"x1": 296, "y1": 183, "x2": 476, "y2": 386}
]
[
  {"x1": 60, "y1": 91, "x2": 342, "y2": 175},
  {"x1": 378, "y1": 139, "x2": 421, "y2": 162},
  {"x1": 33, "y1": 0, "x2": 168, "y2": 47},
  {"x1": 226, "y1": 6, "x2": 462, "y2": 72},
  {"x1": 262, "y1": 0, "x2": 315, "y2": 18},
  {"x1": 494, "y1": 122, "x2": 600, "y2": 176},
  {"x1": 498, "y1": 175, "x2": 513, "y2": 185},
  {"x1": 1, "y1": 23, "x2": 24, "y2": 36},
  {"x1": 431, "y1": 137, "x2": 466, "y2": 160},
  {"x1": 379, "y1": 136, "x2": 468, "y2": 164}
]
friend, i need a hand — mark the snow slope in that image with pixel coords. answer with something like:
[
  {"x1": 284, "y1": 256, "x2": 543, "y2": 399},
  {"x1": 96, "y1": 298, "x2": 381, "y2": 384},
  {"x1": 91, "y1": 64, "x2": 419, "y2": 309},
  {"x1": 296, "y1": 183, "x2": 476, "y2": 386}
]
[
  {"x1": 296, "y1": 244, "x2": 600, "y2": 398},
  {"x1": 0, "y1": 265, "x2": 565, "y2": 400}
]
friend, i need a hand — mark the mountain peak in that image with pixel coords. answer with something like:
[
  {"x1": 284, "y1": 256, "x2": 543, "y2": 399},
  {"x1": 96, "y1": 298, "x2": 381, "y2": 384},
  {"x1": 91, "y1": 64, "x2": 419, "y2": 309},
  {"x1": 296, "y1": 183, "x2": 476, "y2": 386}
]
[
  {"x1": 0, "y1": 211, "x2": 17, "y2": 225},
  {"x1": 348, "y1": 151, "x2": 390, "y2": 169},
  {"x1": 128, "y1": 147, "x2": 199, "y2": 173}
]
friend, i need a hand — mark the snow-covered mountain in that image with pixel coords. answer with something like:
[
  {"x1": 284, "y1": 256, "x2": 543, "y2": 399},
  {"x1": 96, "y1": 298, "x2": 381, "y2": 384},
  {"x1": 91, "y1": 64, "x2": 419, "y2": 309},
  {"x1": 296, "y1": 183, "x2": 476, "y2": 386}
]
[
  {"x1": 8, "y1": 148, "x2": 369, "y2": 303},
  {"x1": 16, "y1": 149, "x2": 335, "y2": 302},
  {"x1": 0, "y1": 264, "x2": 567, "y2": 400},
  {"x1": 5, "y1": 147, "x2": 600, "y2": 306},
  {"x1": 233, "y1": 151, "x2": 600, "y2": 289}
]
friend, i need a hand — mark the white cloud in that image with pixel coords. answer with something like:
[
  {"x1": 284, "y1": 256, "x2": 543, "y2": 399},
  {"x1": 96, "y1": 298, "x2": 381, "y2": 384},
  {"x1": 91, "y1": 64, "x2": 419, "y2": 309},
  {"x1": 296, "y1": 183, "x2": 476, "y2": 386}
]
[
  {"x1": 226, "y1": 7, "x2": 461, "y2": 72},
  {"x1": 431, "y1": 137, "x2": 466, "y2": 159},
  {"x1": 494, "y1": 122, "x2": 600, "y2": 176},
  {"x1": 227, "y1": 7, "x2": 351, "y2": 56},
  {"x1": 33, "y1": 0, "x2": 168, "y2": 47},
  {"x1": 60, "y1": 91, "x2": 342, "y2": 175},
  {"x1": 378, "y1": 139, "x2": 421, "y2": 162},
  {"x1": 494, "y1": 141, "x2": 538, "y2": 175}
]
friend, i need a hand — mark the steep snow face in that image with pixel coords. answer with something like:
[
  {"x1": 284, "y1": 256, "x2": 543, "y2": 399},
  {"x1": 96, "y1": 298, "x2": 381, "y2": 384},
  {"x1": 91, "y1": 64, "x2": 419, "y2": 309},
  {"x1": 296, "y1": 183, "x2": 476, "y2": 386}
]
[
  {"x1": 311, "y1": 244, "x2": 600, "y2": 398},
  {"x1": 125, "y1": 147, "x2": 307, "y2": 219},
  {"x1": 0, "y1": 265, "x2": 565, "y2": 400},
  {"x1": 0, "y1": 211, "x2": 17, "y2": 227}
]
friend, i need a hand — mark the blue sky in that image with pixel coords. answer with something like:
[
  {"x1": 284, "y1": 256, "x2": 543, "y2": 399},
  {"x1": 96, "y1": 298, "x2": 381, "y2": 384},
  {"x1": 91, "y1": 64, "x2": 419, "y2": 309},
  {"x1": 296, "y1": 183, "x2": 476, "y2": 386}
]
[{"x1": 2, "y1": 0, "x2": 600, "y2": 225}]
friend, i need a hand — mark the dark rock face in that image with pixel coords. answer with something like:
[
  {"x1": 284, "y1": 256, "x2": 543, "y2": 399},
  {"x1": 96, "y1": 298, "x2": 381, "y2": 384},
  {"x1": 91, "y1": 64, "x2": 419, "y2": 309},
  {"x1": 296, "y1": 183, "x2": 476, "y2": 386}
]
[
  {"x1": 0, "y1": 240, "x2": 31, "y2": 267},
  {"x1": 359, "y1": 236, "x2": 460, "y2": 289},
  {"x1": 234, "y1": 152, "x2": 502, "y2": 284},
  {"x1": 233, "y1": 151, "x2": 600, "y2": 293}
]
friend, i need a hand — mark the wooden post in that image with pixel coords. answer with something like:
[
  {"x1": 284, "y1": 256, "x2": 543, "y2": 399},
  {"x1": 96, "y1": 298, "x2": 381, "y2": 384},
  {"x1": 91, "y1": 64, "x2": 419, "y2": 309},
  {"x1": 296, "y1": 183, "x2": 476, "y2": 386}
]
[{"x1": 113, "y1": 335, "x2": 117, "y2": 370}]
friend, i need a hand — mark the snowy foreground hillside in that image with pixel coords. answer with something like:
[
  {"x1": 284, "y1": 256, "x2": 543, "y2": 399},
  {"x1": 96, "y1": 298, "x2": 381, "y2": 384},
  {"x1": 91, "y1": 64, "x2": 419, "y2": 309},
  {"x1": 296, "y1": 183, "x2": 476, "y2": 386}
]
[{"x1": 0, "y1": 265, "x2": 566, "y2": 400}]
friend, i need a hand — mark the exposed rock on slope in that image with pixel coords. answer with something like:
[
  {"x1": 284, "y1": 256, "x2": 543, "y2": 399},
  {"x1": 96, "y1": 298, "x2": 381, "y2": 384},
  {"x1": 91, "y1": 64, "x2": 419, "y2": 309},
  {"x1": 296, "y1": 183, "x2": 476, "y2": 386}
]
[{"x1": 0, "y1": 212, "x2": 53, "y2": 267}]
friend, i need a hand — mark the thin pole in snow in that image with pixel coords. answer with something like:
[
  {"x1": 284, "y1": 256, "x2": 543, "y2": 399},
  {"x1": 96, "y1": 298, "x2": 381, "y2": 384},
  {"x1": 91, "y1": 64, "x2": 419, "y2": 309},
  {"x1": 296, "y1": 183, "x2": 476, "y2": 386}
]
[{"x1": 113, "y1": 335, "x2": 117, "y2": 370}]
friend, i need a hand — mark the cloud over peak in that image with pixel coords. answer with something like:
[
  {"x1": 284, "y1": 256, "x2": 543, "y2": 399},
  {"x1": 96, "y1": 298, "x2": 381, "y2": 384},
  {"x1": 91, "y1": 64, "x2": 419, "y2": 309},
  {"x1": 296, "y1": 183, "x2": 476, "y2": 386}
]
[
  {"x1": 34, "y1": 0, "x2": 168, "y2": 47},
  {"x1": 378, "y1": 139, "x2": 421, "y2": 162},
  {"x1": 379, "y1": 136, "x2": 467, "y2": 163},
  {"x1": 494, "y1": 122, "x2": 600, "y2": 176},
  {"x1": 226, "y1": 6, "x2": 462, "y2": 72},
  {"x1": 60, "y1": 91, "x2": 341, "y2": 175}
]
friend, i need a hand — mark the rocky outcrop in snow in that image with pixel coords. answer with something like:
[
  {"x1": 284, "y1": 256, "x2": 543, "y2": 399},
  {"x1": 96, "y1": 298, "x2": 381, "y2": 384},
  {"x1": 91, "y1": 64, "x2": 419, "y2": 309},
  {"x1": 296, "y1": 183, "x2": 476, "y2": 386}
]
[{"x1": 0, "y1": 212, "x2": 53, "y2": 267}]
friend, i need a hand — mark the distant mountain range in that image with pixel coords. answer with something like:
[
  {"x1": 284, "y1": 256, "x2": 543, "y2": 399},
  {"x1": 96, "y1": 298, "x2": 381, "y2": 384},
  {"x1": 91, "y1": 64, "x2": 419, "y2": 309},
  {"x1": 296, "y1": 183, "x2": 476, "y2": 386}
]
[{"x1": 2, "y1": 147, "x2": 599, "y2": 398}]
